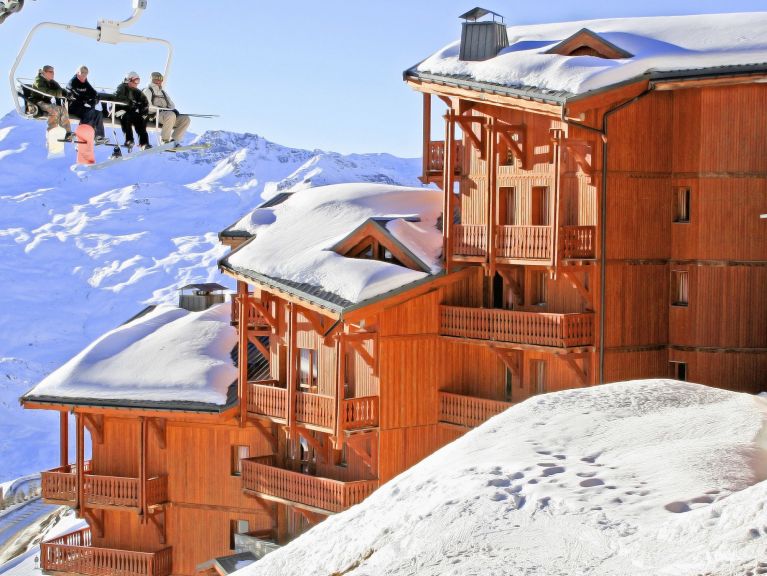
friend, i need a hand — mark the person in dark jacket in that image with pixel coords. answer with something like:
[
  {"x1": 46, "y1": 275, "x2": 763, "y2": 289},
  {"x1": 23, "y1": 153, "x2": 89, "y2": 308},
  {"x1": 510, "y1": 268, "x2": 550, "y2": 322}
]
[
  {"x1": 30, "y1": 65, "x2": 72, "y2": 138},
  {"x1": 67, "y1": 65, "x2": 108, "y2": 144},
  {"x1": 114, "y1": 71, "x2": 151, "y2": 150}
]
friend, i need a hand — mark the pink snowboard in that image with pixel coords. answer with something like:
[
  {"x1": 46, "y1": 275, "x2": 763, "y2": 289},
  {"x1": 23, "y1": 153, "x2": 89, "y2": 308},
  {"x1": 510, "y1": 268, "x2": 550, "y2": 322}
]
[{"x1": 75, "y1": 124, "x2": 95, "y2": 165}]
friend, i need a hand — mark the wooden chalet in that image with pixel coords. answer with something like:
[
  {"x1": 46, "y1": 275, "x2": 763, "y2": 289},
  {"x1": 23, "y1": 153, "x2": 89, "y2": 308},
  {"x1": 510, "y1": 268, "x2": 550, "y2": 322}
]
[{"x1": 20, "y1": 10, "x2": 766, "y2": 576}]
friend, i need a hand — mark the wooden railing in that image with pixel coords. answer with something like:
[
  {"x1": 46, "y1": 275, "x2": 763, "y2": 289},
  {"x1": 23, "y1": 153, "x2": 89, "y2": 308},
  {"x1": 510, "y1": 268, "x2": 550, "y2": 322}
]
[
  {"x1": 453, "y1": 224, "x2": 488, "y2": 257},
  {"x1": 230, "y1": 294, "x2": 269, "y2": 329},
  {"x1": 41, "y1": 463, "x2": 167, "y2": 509},
  {"x1": 440, "y1": 306, "x2": 594, "y2": 348},
  {"x1": 497, "y1": 225, "x2": 553, "y2": 260},
  {"x1": 427, "y1": 141, "x2": 464, "y2": 174},
  {"x1": 560, "y1": 225, "x2": 596, "y2": 259},
  {"x1": 341, "y1": 396, "x2": 379, "y2": 430},
  {"x1": 439, "y1": 391, "x2": 513, "y2": 428},
  {"x1": 242, "y1": 458, "x2": 378, "y2": 513},
  {"x1": 41, "y1": 528, "x2": 172, "y2": 576},
  {"x1": 247, "y1": 380, "x2": 287, "y2": 420},
  {"x1": 41, "y1": 461, "x2": 91, "y2": 503},
  {"x1": 296, "y1": 392, "x2": 335, "y2": 430}
]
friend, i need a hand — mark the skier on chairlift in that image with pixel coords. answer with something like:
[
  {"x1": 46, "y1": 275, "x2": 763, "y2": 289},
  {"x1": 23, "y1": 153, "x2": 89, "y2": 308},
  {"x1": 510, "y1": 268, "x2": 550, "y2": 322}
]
[
  {"x1": 114, "y1": 71, "x2": 151, "y2": 151},
  {"x1": 30, "y1": 65, "x2": 73, "y2": 140},
  {"x1": 143, "y1": 72, "x2": 190, "y2": 145},
  {"x1": 67, "y1": 65, "x2": 108, "y2": 145}
]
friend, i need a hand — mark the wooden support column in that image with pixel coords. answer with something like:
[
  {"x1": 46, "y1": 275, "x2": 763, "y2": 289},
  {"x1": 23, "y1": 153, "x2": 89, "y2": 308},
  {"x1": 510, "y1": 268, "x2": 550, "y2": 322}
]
[
  {"x1": 422, "y1": 93, "x2": 431, "y2": 181},
  {"x1": 334, "y1": 331, "x2": 346, "y2": 450},
  {"x1": 238, "y1": 281, "x2": 250, "y2": 427},
  {"x1": 286, "y1": 303, "x2": 298, "y2": 437},
  {"x1": 139, "y1": 416, "x2": 147, "y2": 521},
  {"x1": 552, "y1": 129, "x2": 564, "y2": 269},
  {"x1": 75, "y1": 412, "x2": 84, "y2": 518},
  {"x1": 444, "y1": 109, "x2": 456, "y2": 273},
  {"x1": 59, "y1": 411, "x2": 68, "y2": 467},
  {"x1": 487, "y1": 119, "x2": 497, "y2": 274}
]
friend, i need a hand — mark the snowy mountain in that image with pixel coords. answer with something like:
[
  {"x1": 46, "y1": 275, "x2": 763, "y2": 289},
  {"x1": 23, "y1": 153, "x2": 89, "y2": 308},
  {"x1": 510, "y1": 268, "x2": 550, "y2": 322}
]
[
  {"x1": 0, "y1": 111, "x2": 422, "y2": 483},
  {"x1": 234, "y1": 380, "x2": 767, "y2": 576}
]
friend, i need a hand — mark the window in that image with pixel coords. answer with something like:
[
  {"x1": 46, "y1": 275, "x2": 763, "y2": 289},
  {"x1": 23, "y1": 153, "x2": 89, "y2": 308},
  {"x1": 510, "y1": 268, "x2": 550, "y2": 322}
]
[
  {"x1": 531, "y1": 360, "x2": 546, "y2": 395},
  {"x1": 531, "y1": 187, "x2": 549, "y2": 226},
  {"x1": 298, "y1": 348, "x2": 318, "y2": 391},
  {"x1": 670, "y1": 361, "x2": 687, "y2": 381},
  {"x1": 673, "y1": 187, "x2": 690, "y2": 223},
  {"x1": 230, "y1": 519, "x2": 250, "y2": 550},
  {"x1": 499, "y1": 187, "x2": 517, "y2": 226},
  {"x1": 231, "y1": 445, "x2": 249, "y2": 476},
  {"x1": 671, "y1": 270, "x2": 689, "y2": 307},
  {"x1": 531, "y1": 271, "x2": 547, "y2": 306}
]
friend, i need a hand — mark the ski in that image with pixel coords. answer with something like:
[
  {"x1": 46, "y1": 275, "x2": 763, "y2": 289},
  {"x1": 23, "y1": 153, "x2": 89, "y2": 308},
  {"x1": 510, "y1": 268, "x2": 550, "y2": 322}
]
[{"x1": 80, "y1": 142, "x2": 210, "y2": 170}]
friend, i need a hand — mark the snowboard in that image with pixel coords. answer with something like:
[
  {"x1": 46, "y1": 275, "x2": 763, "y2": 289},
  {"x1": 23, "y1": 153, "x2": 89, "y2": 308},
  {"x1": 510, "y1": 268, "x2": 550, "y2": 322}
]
[
  {"x1": 75, "y1": 124, "x2": 96, "y2": 165},
  {"x1": 46, "y1": 126, "x2": 66, "y2": 159}
]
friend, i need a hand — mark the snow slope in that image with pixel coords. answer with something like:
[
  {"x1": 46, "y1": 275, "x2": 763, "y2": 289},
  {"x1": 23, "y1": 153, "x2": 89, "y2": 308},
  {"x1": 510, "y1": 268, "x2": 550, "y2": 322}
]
[
  {"x1": 0, "y1": 111, "x2": 421, "y2": 482},
  {"x1": 235, "y1": 380, "x2": 767, "y2": 576}
]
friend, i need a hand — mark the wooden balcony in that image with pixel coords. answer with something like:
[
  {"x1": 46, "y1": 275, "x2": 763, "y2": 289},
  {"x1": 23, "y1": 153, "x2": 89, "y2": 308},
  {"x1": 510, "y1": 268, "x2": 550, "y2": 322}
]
[
  {"x1": 439, "y1": 391, "x2": 514, "y2": 428},
  {"x1": 40, "y1": 462, "x2": 168, "y2": 511},
  {"x1": 497, "y1": 225, "x2": 552, "y2": 261},
  {"x1": 425, "y1": 140, "x2": 464, "y2": 176},
  {"x1": 560, "y1": 225, "x2": 596, "y2": 259},
  {"x1": 41, "y1": 527, "x2": 172, "y2": 576},
  {"x1": 452, "y1": 224, "x2": 597, "y2": 263},
  {"x1": 439, "y1": 305, "x2": 595, "y2": 349},
  {"x1": 230, "y1": 294, "x2": 270, "y2": 331},
  {"x1": 242, "y1": 456, "x2": 378, "y2": 514},
  {"x1": 247, "y1": 381, "x2": 379, "y2": 432}
]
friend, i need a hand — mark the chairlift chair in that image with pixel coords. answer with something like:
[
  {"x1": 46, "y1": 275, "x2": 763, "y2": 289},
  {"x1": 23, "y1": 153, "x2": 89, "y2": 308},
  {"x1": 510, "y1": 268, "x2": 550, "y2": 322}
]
[{"x1": 8, "y1": 0, "x2": 174, "y2": 139}]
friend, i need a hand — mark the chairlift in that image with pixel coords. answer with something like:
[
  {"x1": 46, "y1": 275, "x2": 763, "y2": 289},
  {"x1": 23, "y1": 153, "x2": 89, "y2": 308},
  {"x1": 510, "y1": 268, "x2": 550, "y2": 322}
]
[{"x1": 8, "y1": 0, "x2": 175, "y2": 136}]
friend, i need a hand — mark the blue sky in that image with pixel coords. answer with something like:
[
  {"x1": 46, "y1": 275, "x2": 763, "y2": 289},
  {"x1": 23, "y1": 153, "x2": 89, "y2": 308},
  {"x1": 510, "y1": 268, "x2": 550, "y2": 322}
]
[{"x1": 1, "y1": 0, "x2": 764, "y2": 156}]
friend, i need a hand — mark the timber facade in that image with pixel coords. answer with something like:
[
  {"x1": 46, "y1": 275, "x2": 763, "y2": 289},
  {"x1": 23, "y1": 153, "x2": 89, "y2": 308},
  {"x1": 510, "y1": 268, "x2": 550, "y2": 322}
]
[{"x1": 22, "y1": 15, "x2": 766, "y2": 576}]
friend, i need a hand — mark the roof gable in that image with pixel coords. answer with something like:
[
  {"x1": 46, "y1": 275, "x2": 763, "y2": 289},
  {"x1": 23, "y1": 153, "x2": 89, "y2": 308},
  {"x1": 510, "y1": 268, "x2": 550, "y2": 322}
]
[
  {"x1": 331, "y1": 218, "x2": 431, "y2": 273},
  {"x1": 545, "y1": 28, "x2": 633, "y2": 59}
]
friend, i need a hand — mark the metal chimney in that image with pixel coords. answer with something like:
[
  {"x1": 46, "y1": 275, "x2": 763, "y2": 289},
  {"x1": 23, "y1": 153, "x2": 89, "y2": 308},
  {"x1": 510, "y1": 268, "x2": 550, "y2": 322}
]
[{"x1": 459, "y1": 7, "x2": 508, "y2": 62}]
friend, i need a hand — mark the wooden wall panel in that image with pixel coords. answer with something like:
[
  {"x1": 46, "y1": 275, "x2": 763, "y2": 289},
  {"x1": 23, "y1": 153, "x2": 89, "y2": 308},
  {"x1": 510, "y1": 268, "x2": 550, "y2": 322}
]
[
  {"x1": 378, "y1": 424, "x2": 443, "y2": 484},
  {"x1": 607, "y1": 91, "x2": 673, "y2": 173},
  {"x1": 441, "y1": 267, "x2": 484, "y2": 308},
  {"x1": 671, "y1": 89, "x2": 702, "y2": 173},
  {"x1": 669, "y1": 265, "x2": 767, "y2": 348},
  {"x1": 92, "y1": 417, "x2": 139, "y2": 478},
  {"x1": 698, "y1": 85, "x2": 767, "y2": 174},
  {"x1": 669, "y1": 350, "x2": 766, "y2": 394},
  {"x1": 96, "y1": 509, "x2": 161, "y2": 552},
  {"x1": 378, "y1": 290, "x2": 441, "y2": 337},
  {"x1": 167, "y1": 423, "x2": 272, "y2": 510},
  {"x1": 605, "y1": 176, "x2": 672, "y2": 260},
  {"x1": 605, "y1": 263, "x2": 669, "y2": 347},
  {"x1": 603, "y1": 349, "x2": 669, "y2": 383},
  {"x1": 671, "y1": 178, "x2": 767, "y2": 261}
]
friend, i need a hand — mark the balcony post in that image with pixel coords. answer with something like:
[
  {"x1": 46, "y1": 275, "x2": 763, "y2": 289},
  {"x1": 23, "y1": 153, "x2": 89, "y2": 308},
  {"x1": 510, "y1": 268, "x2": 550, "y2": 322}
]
[
  {"x1": 287, "y1": 303, "x2": 297, "y2": 436},
  {"x1": 59, "y1": 411, "x2": 68, "y2": 467},
  {"x1": 334, "y1": 331, "x2": 346, "y2": 449},
  {"x1": 487, "y1": 118, "x2": 497, "y2": 274},
  {"x1": 139, "y1": 416, "x2": 146, "y2": 520},
  {"x1": 444, "y1": 109, "x2": 456, "y2": 273},
  {"x1": 237, "y1": 281, "x2": 249, "y2": 427},
  {"x1": 552, "y1": 129, "x2": 563, "y2": 268},
  {"x1": 75, "y1": 412, "x2": 84, "y2": 517},
  {"x1": 422, "y1": 93, "x2": 431, "y2": 182}
]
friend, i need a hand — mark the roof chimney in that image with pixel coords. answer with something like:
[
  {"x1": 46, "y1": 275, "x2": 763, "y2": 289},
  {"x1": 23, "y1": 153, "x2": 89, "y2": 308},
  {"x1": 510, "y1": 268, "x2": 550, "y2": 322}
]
[
  {"x1": 459, "y1": 7, "x2": 508, "y2": 62},
  {"x1": 178, "y1": 283, "x2": 227, "y2": 312}
]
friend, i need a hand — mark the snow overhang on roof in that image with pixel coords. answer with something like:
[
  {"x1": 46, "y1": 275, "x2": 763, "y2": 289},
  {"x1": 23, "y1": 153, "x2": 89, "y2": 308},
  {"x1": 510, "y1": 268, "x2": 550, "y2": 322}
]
[
  {"x1": 405, "y1": 12, "x2": 767, "y2": 101},
  {"x1": 22, "y1": 304, "x2": 239, "y2": 411}
]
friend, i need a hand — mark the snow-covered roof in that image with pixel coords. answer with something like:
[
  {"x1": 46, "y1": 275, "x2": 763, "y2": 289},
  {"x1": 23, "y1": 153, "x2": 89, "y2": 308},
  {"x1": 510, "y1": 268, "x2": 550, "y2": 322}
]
[
  {"x1": 408, "y1": 13, "x2": 767, "y2": 101},
  {"x1": 233, "y1": 379, "x2": 767, "y2": 576},
  {"x1": 23, "y1": 304, "x2": 238, "y2": 410},
  {"x1": 220, "y1": 183, "x2": 443, "y2": 311}
]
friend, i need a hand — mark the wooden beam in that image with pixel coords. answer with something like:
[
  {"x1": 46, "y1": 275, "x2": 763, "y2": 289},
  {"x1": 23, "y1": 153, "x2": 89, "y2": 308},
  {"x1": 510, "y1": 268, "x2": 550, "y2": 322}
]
[
  {"x1": 149, "y1": 418, "x2": 166, "y2": 450},
  {"x1": 297, "y1": 429, "x2": 326, "y2": 464},
  {"x1": 59, "y1": 411, "x2": 68, "y2": 467},
  {"x1": 287, "y1": 304, "x2": 298, "y2": 437},
  {"x1": 422, "y1": 92, "x2": 431, "y2": 182},
  {"x1": 490, "y1": 346, "x2": 521, "y2": 379},
  {"x1": 84, "y1": 509, "x2": 104, "y2": 538},
  {"x1": 149, "y1": 509, "x2": 166, "y2": 544},
  {"x1": 139, "y1": 416, "x2": 147, "y2": 520},
  {"x1": 76, "y1": 413, "x2": 84, "y2": 518},
  {"x1": 295, "y1": 508, "x2": 324, "y2": 526},
  {"x1": 346, "y1": 433, "x2": 377, "y2": 476},
  {"x1": 497, "y1": 268, "x2": 522, "y2": 305},
  {"x1": 248, "y1": 334, "x2": 270, "y2": 360},
  {"x1": 347, "y1": 339, "x2": 376, "y2": 373},
  {"x1": 251, "y1": 419, "x2": 277, "y2": 453},
  {"x1": 487, "y1": 118, "x2": 497, "y2": 275},
  {"x1": 560, "y1": 355, "x2": 588, "y2": 386},
  {"x1": 334, "y1": 334, "x2": 345, "y2": 449},
  {"x1": 561, "y1": 269, "x2": 595, "y2": 311},
  {"x1": 444, "y1": 108, "x2": 456, "y2": 273},
  {"x1": 299, "y1": 309, "x2": 326, "y2": 335},
  {"x1": 454, "y1": 115, "x2": 483, "y2": 156},
  {"x1": 83, "y1": 414, "x2": 103, "y2": 445},
  {"x1": 251, "y1": 301, "x2": 277, "y2": 331},
  {"x1": 238, "y1": 283, "x2": 250, "y2": 428}
]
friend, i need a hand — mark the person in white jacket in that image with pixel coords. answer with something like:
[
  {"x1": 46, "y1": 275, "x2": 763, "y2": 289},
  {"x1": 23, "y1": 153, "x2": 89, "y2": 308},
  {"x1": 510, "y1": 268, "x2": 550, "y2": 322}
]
[{"x1": 142, "y1": 72, "x2": 190, "y2": 144}]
